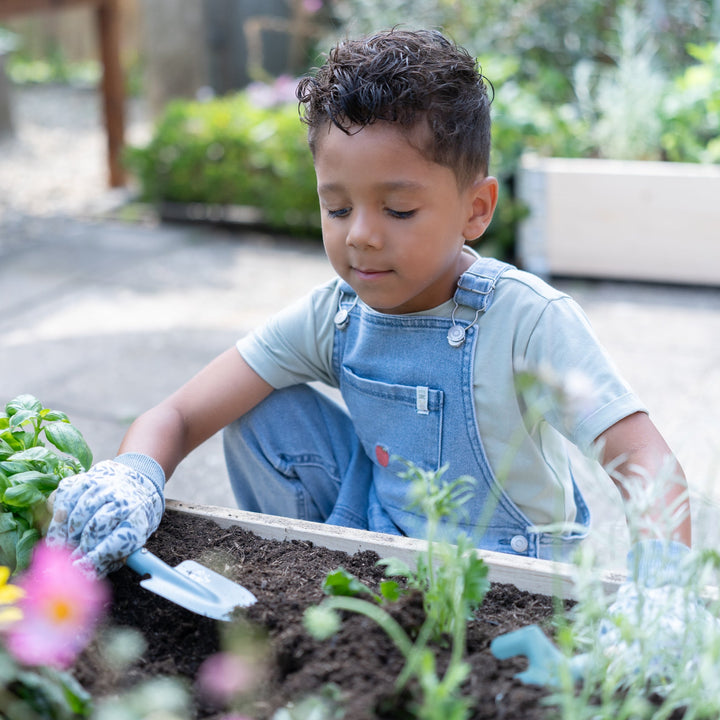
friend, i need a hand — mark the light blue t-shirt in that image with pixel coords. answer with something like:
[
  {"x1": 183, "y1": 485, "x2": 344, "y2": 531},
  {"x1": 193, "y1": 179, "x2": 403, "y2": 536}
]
[{"x1": 237, "y1": 258, "x2": 645, "y2": 525}]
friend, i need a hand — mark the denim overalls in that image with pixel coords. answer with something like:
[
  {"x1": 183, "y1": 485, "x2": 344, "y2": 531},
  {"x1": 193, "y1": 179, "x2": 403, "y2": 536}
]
[{"x1": 225, "y1": 257, "x2": 590, "y2": 559}]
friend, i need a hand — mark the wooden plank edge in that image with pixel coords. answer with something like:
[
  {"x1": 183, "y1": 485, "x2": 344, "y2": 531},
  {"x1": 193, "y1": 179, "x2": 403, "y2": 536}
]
[{"x1": 167, "y1": 499, "x2": 625, "y2": 599}]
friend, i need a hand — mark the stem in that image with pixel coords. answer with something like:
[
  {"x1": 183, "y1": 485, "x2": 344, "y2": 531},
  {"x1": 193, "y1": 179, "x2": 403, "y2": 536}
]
[
  {"x1": 323, "y1": 596, "x2": 414, "y2": 659},
  {"x1": 32, "y1": 417, "x2": 42, "y2": 447},
  {"x1": 397, "y1": 614, "x2": 435, "y2": 688}
]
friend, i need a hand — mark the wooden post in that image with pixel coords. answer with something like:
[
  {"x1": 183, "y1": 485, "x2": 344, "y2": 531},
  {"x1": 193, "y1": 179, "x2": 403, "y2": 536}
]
[
  {"x1": 95, "y1": 0, "x2": 125, "y2": 187},
  {"x1": 0, "y1": 0, "x2": 127, "y2": 187}
]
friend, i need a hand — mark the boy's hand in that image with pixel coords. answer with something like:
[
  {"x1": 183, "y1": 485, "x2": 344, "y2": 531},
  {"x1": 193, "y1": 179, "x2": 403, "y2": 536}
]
[
  {"x1": 598, "y1": 539, "x2": 714, "y2": 683},
  {"x1": 492, "y1": 540, "x2": 715, "y2": 689},
  {"x1": 46, "y1": 453, "x2": 165, "y2": 577}
]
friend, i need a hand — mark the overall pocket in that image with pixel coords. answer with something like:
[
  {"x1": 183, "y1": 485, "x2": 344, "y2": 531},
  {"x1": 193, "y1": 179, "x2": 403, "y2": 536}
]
[{"x1": 340, "y1": 366, "x2": 444, "y2": 513}]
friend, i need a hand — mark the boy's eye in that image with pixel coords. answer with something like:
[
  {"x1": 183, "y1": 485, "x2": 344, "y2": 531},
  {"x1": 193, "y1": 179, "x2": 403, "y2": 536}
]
[
  {"x1": 387, "y1": 209, "x2": 417, "y2": 219},
  {"x1": 327, "y1": 207, "x2": 350, "y2": 219}
]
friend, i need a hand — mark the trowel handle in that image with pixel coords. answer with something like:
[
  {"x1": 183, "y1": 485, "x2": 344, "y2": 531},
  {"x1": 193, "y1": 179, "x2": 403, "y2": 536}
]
[
  {"x1": 126, "y1": 547, "x2": 218, "y2": 601},
  {"x1": 126, "y1": 547, "x2": 165, "y2": 575}
]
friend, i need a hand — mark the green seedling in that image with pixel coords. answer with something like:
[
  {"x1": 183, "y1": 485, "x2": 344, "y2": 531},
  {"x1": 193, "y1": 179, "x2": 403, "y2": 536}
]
[
  {"x1": 391, "y1": 461, "x2": 489, "y2": 641},
  {"x1": 0, "y1": 394, "x2": 92, "y2": 571},
  {"x1": 322, "y1": 567, "x2": 402, "y2": 603},
  {"x1": 305, "y1": 460, "x2": 489, "y2": 719}
]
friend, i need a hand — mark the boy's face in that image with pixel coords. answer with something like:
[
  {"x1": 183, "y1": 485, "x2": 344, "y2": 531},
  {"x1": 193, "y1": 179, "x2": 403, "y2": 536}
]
[{"x1": 314, "y1": 121, "x2": 497, "y2": 314}]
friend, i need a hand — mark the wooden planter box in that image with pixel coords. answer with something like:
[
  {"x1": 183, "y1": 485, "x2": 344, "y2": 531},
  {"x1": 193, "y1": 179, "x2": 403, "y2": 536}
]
[
  {"x1": 168, "y1": 499, "x2": 624, "y2": 600},
  {"x1": 516, "y1": 154, "x2": 720, "y2": 286}
]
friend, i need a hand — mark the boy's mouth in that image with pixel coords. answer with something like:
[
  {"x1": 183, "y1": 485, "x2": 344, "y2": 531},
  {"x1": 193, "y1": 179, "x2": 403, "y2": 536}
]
[{"x1": 353, "y1": 267, "x2": 392, "y2": 280}]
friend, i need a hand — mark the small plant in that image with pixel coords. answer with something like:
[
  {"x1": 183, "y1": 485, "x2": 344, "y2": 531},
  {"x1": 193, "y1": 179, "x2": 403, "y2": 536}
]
[
  {"x1": 303, "y1": 460, "x2": 489, "y2": 719},
  {"x1": 538, "y1": 451, "x2": 718, "y2": 720},
  {"x1": 0, "y1": 394, "x2": 92, "y2": 572}
]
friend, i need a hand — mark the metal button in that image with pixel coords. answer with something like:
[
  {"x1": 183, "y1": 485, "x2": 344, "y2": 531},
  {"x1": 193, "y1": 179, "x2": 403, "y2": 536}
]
[
  {"x1": 510, "y1": 535, "x2": 529, "y2": 553},
  {"x1": 447, "y1": 325, "x2": 465, "y2": 347},
  {"x1": 334, "y1": 308, "x2": 350, "y2": 329}
]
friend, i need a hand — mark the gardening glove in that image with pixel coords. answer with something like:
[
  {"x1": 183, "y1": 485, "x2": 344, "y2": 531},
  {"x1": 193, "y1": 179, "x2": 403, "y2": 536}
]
[
  {"x1": 46, "y1": 452, "x2": 165, "y2": 578},
  {"x1": 597, "y1": 538, "x2": 717, "y2": 687},
  {"x1": 492, "y1": 539, "x2": 718, "y2": 690}
]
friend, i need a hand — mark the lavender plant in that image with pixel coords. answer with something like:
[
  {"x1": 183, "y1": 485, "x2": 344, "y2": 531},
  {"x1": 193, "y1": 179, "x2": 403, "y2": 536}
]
[{"x1": 546, "y1": 459, "x2": 720, "y2": 719}]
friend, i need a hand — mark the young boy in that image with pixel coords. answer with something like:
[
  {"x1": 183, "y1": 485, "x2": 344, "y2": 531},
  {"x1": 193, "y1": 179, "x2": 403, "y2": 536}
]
[{"x1": 48, "y1": 28, "x2": 690, "y2": 577}]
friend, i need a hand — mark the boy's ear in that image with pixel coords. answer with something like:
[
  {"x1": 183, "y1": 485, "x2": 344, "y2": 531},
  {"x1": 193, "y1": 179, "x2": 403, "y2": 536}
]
[{"x1": 462, "y1": 176, "x2": 499, "y2": 241}]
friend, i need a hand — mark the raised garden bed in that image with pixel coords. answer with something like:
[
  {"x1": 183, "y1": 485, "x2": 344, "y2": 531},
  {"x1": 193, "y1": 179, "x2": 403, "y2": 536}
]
[
  {"x1": 516, "y1": 154, "x2": 720, "y2": 286},
  {"x1": 73, "y1": 500, "x2": 619, "y2": 719}
]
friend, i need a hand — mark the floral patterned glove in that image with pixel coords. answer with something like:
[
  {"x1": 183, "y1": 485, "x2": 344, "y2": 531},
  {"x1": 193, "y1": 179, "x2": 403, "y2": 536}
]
[
  {"x1": 492, "y1": 539, "x2": 714, "y2": 692},
  {"x1": 598, "y1": 538, "x2": 716, "y2": 689},
  {"x1": 46, "y1": 453, "x2": 165, "y2": 577}
]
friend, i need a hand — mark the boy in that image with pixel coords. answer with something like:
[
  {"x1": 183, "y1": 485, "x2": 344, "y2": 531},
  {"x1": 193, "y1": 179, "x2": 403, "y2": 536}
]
[{"x1": 48, "y1": 29, "x2": 690, "y2": 577}]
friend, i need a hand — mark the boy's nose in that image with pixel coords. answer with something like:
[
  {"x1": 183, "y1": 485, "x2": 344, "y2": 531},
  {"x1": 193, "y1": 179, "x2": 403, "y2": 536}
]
[{"x1": 346, "y1": 211, "x2": 383, "y2": 249}]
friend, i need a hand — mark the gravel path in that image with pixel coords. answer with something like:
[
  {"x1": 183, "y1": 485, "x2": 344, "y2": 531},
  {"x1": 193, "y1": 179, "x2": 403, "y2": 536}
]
[{"x1": 0, "y1": 83, "x2": 149, "y2": 229}]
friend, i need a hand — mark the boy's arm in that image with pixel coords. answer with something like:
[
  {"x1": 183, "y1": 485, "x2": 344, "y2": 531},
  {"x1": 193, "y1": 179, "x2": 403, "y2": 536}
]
[
  {"x1": 118, "y1": 347, "x2": 274, "y2": 480},
  {"x1": 47, "y1": 348, "x2": 274, "y2": 576},
  {"x1": 596, "y1": 411, "x2": 691, "y2": 546}
]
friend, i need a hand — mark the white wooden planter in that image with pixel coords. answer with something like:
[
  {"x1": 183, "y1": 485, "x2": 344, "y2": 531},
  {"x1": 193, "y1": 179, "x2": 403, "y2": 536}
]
[
  {"x1": 168, "y1": 499, "x2": 624, "y2": 600},
  {"x1": 516, "y1": 154, "x2": 720, "y2": 286}
]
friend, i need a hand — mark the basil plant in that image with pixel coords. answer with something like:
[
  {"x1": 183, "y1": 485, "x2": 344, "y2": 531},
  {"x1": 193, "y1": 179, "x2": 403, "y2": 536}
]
[{"x1": 0, "y1": 394, "x2": 92, "y2": 572}]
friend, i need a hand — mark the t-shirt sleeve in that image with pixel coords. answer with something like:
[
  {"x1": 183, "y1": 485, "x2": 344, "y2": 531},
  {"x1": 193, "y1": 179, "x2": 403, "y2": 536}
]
[
  {"x1": 236, "y1": 280, "x2": 341, "y2": 389},
  {"x1": 518, "y1": 294, "x2": 647, "y2": 453}
]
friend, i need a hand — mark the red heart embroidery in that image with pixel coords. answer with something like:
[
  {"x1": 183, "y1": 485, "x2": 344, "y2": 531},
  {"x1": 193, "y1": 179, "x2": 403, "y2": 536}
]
[{"x1": 375, "y1": 444, "x2": 390, "y2": 467}]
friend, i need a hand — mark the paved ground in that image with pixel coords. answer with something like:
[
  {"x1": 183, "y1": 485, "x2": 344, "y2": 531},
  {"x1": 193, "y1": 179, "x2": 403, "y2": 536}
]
[{"x1": 1, "y1": 84, "x2": 719, "y2": 569}]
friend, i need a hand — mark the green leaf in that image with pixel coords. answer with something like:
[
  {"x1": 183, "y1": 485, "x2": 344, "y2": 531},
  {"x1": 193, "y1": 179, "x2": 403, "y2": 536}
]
[
  {"x1": 0, "y1": 430, "x2": 23, "y2": 453},
  {"x1": 380, "y1": 580, "x2": 403, "y2": 602},
  {"x1": 463, "y1": 556, "x2": 490, "y2": 606},
  {"x1": 0, "y1": 436, "x2": 16, "y2": 457},
  {"x1": 5, "y1": 447, "x2": 60, "y2": 476},
  {"x1": 9, "y1": 446, "x2": 57, "y2": 464},
  {"x1": 323, "y1": 567, "x2": 374, "y2": 598},
  {"x1": 378, "y1": 556, "x2": 414, "y2": 580},
  {"x1": 8, "y1": 409, "x2": 36, "y2": 429},
  {"x1": 0, "y1": 512, "x2": 18, "y2": 533},
  {"x1": 7, "y1": 470, "x2": 59, "y2": 494},
  {"x1": 303, "y1": 605, "x2": 342, "y2": 641},
  {"x1": 44, "y1": 421, "x2": 93, "y2": 470},
  {"x1": 40, "y1": 409, "x2": 69, "y2": 422},
  {"x1": 5, "y1": 394, "x2": 42, "y2": 416},
  {"x1": 57, "y1": 668, "x2": 93, "y2": 715},
  {"x1": 0, "y1": 520, "x2": 18, "y2": 571},
  {"x1": 0, "y1": 459, "x2": 34, "y2": 475},
  {"x1": 3, "y1": 482, "x2": 46, "y2": 508},
  {"x1": 14, "y1": 528, "x2": 40, "y2": 572}
]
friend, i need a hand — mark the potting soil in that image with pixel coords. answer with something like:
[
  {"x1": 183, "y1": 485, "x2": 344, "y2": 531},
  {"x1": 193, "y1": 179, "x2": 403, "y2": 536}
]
[{"x1": 74, "y1": 510, "x2": 558, "y2": 719}]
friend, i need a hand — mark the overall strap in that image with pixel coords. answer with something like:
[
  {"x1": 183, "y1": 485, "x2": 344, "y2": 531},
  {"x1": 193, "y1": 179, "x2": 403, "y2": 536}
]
[{"x1": 453, "y1": 256, "x2": 514, "y2": 312}]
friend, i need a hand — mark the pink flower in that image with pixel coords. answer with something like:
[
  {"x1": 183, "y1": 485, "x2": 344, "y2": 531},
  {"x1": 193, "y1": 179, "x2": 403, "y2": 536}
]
[
  {"x1": 302, "y1": 0, "x2": 323, "y2": 13},
  {"x1": 3, "y1": 543, "x2": 109, "y2": 669},
  {"x1": 196, "y1": 651, "x2": 258, "y2": 705}
]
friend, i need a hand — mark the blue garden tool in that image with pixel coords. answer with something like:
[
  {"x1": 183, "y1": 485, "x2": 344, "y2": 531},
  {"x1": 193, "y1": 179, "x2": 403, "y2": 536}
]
[
  {"x1": 126, "y1": 547, "x2": 257, "y2": 621},
  {"x1": 490, "y1": 625, "x2": 587, "y2": 687}
]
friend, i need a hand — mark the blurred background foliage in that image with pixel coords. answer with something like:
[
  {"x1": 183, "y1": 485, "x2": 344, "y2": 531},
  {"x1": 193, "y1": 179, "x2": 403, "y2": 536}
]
[{"x1": 3, "y1": 0, "x2": 719, "y2": 256}]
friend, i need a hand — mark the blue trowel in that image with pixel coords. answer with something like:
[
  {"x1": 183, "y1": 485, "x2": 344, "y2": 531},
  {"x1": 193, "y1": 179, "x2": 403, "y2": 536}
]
[{"x1": 126, "y1": 547, "x2": 257, "y2": 621}]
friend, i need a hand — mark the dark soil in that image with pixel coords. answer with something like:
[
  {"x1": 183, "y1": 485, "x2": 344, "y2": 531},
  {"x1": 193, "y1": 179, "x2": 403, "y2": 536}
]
[{"x1": 75, "y1": 510, "x2": 562, "y2": 719}]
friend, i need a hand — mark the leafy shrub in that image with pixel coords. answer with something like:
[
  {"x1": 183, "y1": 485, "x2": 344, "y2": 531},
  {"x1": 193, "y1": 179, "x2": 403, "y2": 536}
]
[
  {"x1": 126, "y1": 79, "x2": 520, "y2": 258},
  {"x1": 125, "y1": 88, "x2": 322, "y2": 237},
  {"x1": 661, "y1": 42, "x2": 720, "y2": 163}
]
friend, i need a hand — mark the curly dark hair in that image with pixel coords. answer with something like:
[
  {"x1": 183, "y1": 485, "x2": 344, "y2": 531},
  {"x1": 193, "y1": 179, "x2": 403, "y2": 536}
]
[{"x1": 296, "y1": 28, "x2": 493, "y2": 187}]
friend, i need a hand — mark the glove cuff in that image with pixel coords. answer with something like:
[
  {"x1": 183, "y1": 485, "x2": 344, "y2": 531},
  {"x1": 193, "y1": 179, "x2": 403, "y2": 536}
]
[
  {"x1": 628, "y1": 538, "x2": 690, "y2": 588},
  {"x1": 115, "y1": 452, "x2": 166, "y2": 499}
]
